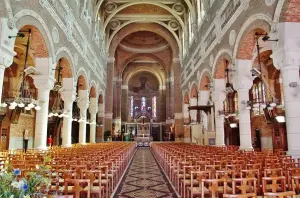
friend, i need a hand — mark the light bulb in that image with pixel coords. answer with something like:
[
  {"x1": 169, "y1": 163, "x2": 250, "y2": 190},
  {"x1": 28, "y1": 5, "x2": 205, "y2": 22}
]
[
  {"x1": 53, "y1": 113, "x2": 59, "y2": 117},
  {"x1": 18, "y1": 102, "x2": 25, "y2": 108},
  {"x1": 270, "y1": 102, "x2": 276, "y2": 107},
  {"x1": 49, "y1": 112, "x2": 54, "y2": 117},
  {"x1": 28, "y1": 103, "x2": 35, "y2": 108},
  {"x1": 11, "y1": 101, "x2": 17, "y2": 107},
  {"x1": 9, "y1": 105, "x2": 16, "y2": 110},
  {"x1": 73, "y1": 118, "x2": 78, "y2": 122},
  {"x1": 35, "y1": 106, "x2": 41, "y2": 111},
  {"x1": 58, "y1": 114, "x2": 63, "y2": 118},
  {"x1": 1, "y1": 103, "x2": 7, "y2": 107},
  {"x1": 25, "y1": 106, "x2": 31, "y2": 111}
]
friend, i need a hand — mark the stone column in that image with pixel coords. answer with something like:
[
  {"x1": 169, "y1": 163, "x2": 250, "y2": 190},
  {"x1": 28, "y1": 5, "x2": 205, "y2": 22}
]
[
  {"x1": 33, "y1": 58, "x2": 55, "y2": 149},
  {"x1": 212, "y1": 79, "x2": 226, "y2": 146},
  {"x1": 89, "y1": 98, "x2": 98, "y2": 143},
  {"x1": 233, "y1": 59, "x2": 254, "y2": 150},
  {"x1": 113, "y1": 77, "x2": 122, "y2": 132},
  {"x1": 77, "y1": 90, "x2": 89, "y2": 144},
  {"x1": 105, "y1": 57, "x2": 114, "y2": 132},
  {"x1": 60, "y1": 88, "x2": 76, "y2": 147},
  {"x1": 271, "y1": 22, "x2": 300, "y2": 157},
  {"x1": 0, "y1": 18, "x2": 17, "y2": 101}
]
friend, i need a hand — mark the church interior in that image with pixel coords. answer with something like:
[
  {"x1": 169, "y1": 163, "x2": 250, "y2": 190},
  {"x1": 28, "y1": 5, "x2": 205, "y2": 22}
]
[{"x1": 0, "y1": 0, "x2": 300, "y2": 197}]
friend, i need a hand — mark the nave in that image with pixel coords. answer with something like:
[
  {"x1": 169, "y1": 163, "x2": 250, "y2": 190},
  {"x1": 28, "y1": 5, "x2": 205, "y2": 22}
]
[{"x1": 2, "y1": 142, "x2": 300, "y2": 197}]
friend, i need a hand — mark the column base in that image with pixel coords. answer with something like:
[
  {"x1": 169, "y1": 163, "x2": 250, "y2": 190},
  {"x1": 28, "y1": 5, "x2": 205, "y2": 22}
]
[
  {"x1": 34, "y1": 146, "x2": 48, "y2": 150},
  {"x1": 287, "y1": 150, "x2": 300, "y2": 159},
  {"x1": 239, "y1": 147, "x2": 254, "y2": 151},
  {"x1": 215, "y1": 144, "x2": 226, "y2": 147},
  {"x1": 61, "y1": 144, "x2": 72, "y2": 148}
]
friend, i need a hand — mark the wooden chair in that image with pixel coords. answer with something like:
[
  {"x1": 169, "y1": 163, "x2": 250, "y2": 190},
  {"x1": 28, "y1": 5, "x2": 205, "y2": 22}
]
[
  {"x1": 224, "y1": 178, "x2": 257, "y2": 198},
  {"x1": 63, "y1": 178, "x2": 90, "y2": 198},
  {"x1": 201, "y1": 178, "x2": 227, "y2": 198}
]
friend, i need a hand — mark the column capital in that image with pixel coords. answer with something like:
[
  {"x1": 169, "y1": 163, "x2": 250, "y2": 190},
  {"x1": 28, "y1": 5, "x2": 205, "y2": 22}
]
[
  {"x1": 232, "y1": 59, "x2": 254, "y2": 91},
  {"x1": 211, "y1": 91, "x2": 226, "y2": 102},
  {"x1": 60, "y1": 90, "x2": 77, "y2": 102},
  {"x1": 32, "y1": 75, "x2": 55, "y2": 91},
  {"x1": 0, "y1": 18, "x2": 18, "y2": 67},
  {"x1": 77, "y1": 100, "x2": 89, "y2": 110},
  {"x1": 271, "y1": 22, "x2": 300, "y2": 70}
]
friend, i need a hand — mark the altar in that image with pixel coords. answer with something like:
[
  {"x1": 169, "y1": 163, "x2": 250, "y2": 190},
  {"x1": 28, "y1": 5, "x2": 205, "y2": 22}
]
[{"x1": 135, "y1": 123, "x2": 152, "y2": 147}]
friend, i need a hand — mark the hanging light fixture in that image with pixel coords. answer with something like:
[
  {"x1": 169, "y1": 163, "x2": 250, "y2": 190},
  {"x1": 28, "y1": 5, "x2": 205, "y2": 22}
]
[
  {"x1": 218, "y1": 68, "x2": 237, "y2": 118},
  {"x1": 241, "y1": 33, "x2": 279, "y2": 111},
  {"x1": 1, "y1": 29, "x2": 41, "y2": 111},
  {"x1": 48, "y1": 60, "x2": 70, "y2": 118}
]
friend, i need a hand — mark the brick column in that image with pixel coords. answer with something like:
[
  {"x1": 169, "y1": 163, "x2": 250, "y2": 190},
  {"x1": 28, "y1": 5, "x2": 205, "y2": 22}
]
[
  {"x1": 105, "y1": 57, "x2": 114, "y2": 132},
  {"x1": 271, "y1": 22, "x2": 300, "y2": 158},
  {"x1": 212, "y1": 79, "x2": 226, "y2": 146},
  {"x1": 173, "y1": 57, "x2": 183, "y2": 138}
]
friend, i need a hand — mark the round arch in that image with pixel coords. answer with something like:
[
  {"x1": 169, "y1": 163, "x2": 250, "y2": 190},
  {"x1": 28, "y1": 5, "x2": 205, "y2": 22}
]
[
  {"x1": 109, "y1": 23, "x2": 179, "y2": 56},
  {"x1": 14, "y1": 9, "x2": 55, "y2": 62},
  {"x1": 233, "y1": 14, "x2": 272, "y2": 60}
]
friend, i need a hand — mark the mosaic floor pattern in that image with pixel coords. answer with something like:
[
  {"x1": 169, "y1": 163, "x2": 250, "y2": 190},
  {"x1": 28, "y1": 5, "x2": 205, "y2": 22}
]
[{"x1": 114, "y1": 148, "x2": 178, "y2": 198}]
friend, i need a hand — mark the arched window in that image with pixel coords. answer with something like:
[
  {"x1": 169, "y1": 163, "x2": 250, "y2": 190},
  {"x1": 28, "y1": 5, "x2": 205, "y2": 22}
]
[
  {"x1": 152, "y1": 96, "x2": 156, "y2": 118},
  {"x1": 141, "y1": 97, "x2": 146, "y2": 111},
  {"x1": 130, "y1": 96, "x2": 134, "y2": 118}
]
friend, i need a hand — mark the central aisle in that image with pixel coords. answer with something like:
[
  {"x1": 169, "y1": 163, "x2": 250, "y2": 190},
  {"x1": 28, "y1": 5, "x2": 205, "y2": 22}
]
[{"x1": 114, "y1": 148, "x2": 178, "y2": 198}]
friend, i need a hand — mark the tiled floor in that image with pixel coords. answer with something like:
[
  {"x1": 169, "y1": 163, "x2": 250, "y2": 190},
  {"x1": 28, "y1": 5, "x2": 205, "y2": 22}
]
[{"x1": 114, "y1": 148, "x2": 178, "y2": 198}]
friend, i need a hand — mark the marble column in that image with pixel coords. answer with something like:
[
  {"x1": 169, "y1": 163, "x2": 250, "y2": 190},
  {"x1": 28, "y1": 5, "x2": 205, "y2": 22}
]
[
  {"x1": 77, "y1": 90, "x2": 89, "y2": 144},
  {"x1": 233, "y1": 59, "x2": 254, "y2": 150},
  {"x1": 104, "y1": 57, "x2": 114, "y2": 132},
  {"x1": 89, "y1": 97, "x2": 98, "y2": 143},
  {"x1": 60, "y1": 88, "x2": 76, "y2": 147},
  {"x1": 271, "y1": 22, "x2": 300, "y2": 157},
  {"x1": 212, "y1": 79, "x2": 226, "y2": 146}
]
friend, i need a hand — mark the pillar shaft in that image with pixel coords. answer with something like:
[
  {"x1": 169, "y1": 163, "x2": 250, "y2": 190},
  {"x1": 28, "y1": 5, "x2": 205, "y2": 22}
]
[
  {"x1": 61, "y1": 99, "x2": 73, "y2": 147},
  {"x1": 34, "y1": 88, "x2": 51, "y2": 149},
  {"x1": 89, "y1": 98, "x2": 98, "y2": 143},
  {"x1": 212, "y1": 79, "x2": 226, "y2": 146},
  {"x1": 105, "y1": 58, "x2": 114, "y2": 132}
]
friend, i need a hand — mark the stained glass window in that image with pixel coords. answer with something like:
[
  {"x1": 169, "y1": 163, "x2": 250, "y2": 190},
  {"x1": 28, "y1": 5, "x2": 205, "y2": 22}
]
[
  {"x1": 152, "y1": 96, "x2": 157, "y2": 118},
  {"x1": 141, "y1": 97, "x2": 146, "y2": 111},
  {"x1": 130, "y1": 96, "x2": 134, "y2": 118}
]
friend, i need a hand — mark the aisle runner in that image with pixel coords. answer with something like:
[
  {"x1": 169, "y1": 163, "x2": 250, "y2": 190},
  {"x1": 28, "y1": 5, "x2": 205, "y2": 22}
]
[{"x1": 115, "y1": 148, "x2": 177, "y2": 198}]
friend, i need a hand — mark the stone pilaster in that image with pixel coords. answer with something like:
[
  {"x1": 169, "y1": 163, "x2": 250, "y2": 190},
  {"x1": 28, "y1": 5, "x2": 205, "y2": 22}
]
[
  {"x1": 104, "y1": 57, "x2": 114, "y2": 132},
  {"x1": 77, "y1": 90, "x2": 89, "y2": 144},
  {"x1": 89, "y1": 97, "x2": 98, "y2": 143},
  {"x1": 271, "y1": 22, "x2": 300, "y2": 158}
]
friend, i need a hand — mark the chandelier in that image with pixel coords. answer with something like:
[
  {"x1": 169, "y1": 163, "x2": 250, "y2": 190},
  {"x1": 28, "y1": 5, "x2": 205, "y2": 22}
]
[
  {"x1": 218, "y1": 68, "x2": 237, "y2": 118},
  {"x1": 242, "y1": 34, "x2": 279, "y2": 111},
  {"x1": 1, "y1": 29, "x2": 41, "y2": 111},
  {"x1": 48, "y1": 60, "x2": 69, "y2": 118}
]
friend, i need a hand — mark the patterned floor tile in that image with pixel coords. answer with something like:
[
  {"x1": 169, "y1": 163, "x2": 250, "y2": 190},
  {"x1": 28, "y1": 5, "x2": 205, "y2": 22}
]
[{"x1": 114, "y1": 148, "x2": 178, "y2": 198}]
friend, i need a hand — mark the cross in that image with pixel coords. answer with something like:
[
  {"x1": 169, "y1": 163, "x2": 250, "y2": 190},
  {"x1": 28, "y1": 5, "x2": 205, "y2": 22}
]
[{"x1": 209, "y1": 181, "x2": 219, "y2": 197}]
